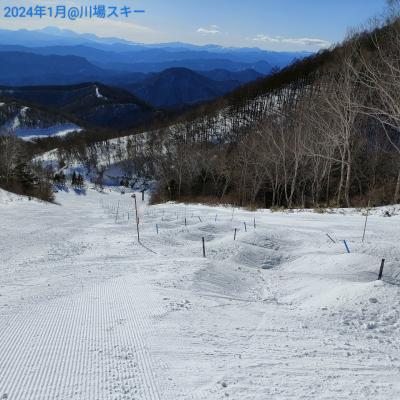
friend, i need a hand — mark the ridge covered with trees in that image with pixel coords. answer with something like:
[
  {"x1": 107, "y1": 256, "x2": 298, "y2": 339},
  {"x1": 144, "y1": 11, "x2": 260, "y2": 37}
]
[{"x1": 46, "y1": 12, "x2": 400, "y2": 209}]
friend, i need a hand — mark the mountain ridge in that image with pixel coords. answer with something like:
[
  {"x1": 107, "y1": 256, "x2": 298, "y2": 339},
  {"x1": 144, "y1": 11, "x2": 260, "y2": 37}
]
[
  {"x1": 0, "y1": 27, "x2": 310, "y2": 73},
  {"x1": 0, "y1": 82, "x2": 156, "y2": 131},
  {"x1": 129, "y1": 68, "x2": 239, "y2": 108}
]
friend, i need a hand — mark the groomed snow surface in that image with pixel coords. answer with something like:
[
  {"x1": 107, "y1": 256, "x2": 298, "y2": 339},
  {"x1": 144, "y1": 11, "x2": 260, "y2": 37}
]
[{"x1": 0, "y1": 188, "x2": 399, "y2": 399}]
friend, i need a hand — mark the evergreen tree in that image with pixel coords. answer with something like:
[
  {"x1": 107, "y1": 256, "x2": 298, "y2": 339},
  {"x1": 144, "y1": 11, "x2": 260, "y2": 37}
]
[
  {"x1": 77, "y1": 173, "x2": 84, "y2": 188},
  {"x1": 59, "y1": 171, "x2": 66, "y2": 186},
  {"x1": 71, "y1": 171, "x2": 77, "y2": 187},
  {"x1": 14, "y1": 161, "x2": 38, "y2": 193}
]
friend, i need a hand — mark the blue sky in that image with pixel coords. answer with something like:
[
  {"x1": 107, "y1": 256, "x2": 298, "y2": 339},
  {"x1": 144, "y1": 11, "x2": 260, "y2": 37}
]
[{"x1": 0, "y1": 0, "x2": 389, "y2": 50}]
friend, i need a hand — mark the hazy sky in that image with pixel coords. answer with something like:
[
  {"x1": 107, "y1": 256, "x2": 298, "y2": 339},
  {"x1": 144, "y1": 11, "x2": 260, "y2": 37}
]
[{"x1": 0, "y1": 0, "x2": 389, "y2": 50}]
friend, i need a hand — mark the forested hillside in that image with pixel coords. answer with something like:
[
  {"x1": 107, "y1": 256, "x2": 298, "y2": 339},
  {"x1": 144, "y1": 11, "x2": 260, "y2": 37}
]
[
  {"x1": 0, "y1": 82, "x2": 155, "y2": 131},
  {"x1": 0, "y1": 136, "x2": 53, "y2": 201},
  {"x1": 44, "y1": 17, "x2": 400, "y2": 209}
]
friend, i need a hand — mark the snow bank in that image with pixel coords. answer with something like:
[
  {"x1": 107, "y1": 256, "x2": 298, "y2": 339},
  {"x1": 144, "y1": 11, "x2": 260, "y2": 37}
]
[{"x1": 0, "y1": 188, "x2": 24, "y2": 205}]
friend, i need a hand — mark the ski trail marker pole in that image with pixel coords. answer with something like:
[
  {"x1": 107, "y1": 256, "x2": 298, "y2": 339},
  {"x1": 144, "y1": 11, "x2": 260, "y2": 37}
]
[
  {"x1": 326, "y1": 234, "x2": 336, "y2": 243},
  {"x1": 132, "y1": 194, "x2": 140, "y2": 243},
  {"x1": 115, "y1": 200, "x2": 120, "y2": 222},
  {"x1": 362, "y1": 208, "x2": 369, "y2": 243},
  {"x1": 378, "y1": 259, "x2": 385, "y2": 280}
]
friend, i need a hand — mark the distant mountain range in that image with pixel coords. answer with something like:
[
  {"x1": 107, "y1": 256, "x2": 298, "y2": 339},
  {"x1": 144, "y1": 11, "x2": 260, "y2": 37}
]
[
  {"x1": 0, "y1": 27, "x2": 310, "y2": 78},
  {"x1": 0, "y1": 27, "x2": 312, "y2": 137},
  {"x1": 0, "y1": 43, "x2": 274, "y2": 75},
  {"x1": 0, "y1": 50, "x2": 266, "y2": 108},
  {"x1": 0, "y1": 27, "x2": 311, "y2": 71},
  {"x1": 0, "y1": 51, "x2": 111, "y2": 86}
]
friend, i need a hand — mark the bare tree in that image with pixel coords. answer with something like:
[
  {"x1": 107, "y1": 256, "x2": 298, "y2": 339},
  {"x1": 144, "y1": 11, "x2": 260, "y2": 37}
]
[{"x1": 355, "y1": 23, "x2": 400, "y2": 202}]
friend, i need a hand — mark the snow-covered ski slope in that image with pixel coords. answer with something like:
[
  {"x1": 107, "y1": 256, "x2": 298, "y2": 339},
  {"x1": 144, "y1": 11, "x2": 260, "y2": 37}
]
[{"x1": 0, "y1": 189, "x2": 400, "y2": 399}]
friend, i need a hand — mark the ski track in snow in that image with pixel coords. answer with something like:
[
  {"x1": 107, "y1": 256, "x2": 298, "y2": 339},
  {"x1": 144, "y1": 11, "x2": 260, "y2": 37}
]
[{"x1": 0, "y1": 189, "x2": 400, "y2": 399}]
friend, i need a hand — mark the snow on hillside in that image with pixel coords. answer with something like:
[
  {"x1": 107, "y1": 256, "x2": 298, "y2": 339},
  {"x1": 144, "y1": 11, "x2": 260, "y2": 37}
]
[
  {"x1": 95, "y1": 86, "x2": 106, "y2": 99},
  {"x1": 0, "y1": 188, "x2": 33, "y2": 204},
  {"x1": 18, "y1": 123, "x2": 82, "y2": 141},
  {"x1": 3, "y1": 105, "x2": 29, "y2": 130},
  {"x1": 39, "y1": 132, "x2": 149, "y2": 168},
  {"x1": 37, "y1": 85, "x2": 296, "y2": 172},
  {"x1": 0, "y1": 188, "x2": 399, "y2": 399},
  {"x1": 0, "y1": 188, "x2": 20, "y2": 204},
  {"x1": 0, "y1": 100, "x2": 81, "y2": 139}
]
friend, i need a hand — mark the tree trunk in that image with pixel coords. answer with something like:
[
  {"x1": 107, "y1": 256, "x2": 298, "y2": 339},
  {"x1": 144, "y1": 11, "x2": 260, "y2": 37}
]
[
  {"x1": 337, "y1": 153, "x2": 346, "y2": 207},
  {"x1": 344, "y1": 149, "x2": 352, "y2": 208},
  {"x1": 394, "y1": 168, "x2": 400, "y2": 204},
  {"x1": 288, "y1": 159, "x2": 299, "y2": 208}
]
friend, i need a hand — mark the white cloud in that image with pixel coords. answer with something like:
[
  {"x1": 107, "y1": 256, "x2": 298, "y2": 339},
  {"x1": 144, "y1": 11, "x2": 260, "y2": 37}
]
[
  {"x1": 253, "y1": 34, "x2": 331, "y2": 48},
  {"x1": 197, "y1": 25, "x2": 220, "y2": 35}
]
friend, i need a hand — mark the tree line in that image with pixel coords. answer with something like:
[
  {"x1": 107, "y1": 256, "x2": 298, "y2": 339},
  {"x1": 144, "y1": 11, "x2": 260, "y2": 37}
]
[
  {"x1": 147, "y1": 18, "x2": 400, "y2": 208},
  {"x1": 41, "y1": 11, "x2": 400, "y2": 209}
]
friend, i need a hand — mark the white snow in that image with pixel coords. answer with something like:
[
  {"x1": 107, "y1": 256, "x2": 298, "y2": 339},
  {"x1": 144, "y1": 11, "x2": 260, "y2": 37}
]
[
  {"x1": 0, "y1": 188, "x2": 29, "y2": 204},
  {"x1": 5, "y1": 106, "x2": 30, "y2": 130},
  {"x1": 18, "y1": 124, "x2": 83, "y2": 141},
  {"x1": 95, "y1": 86, "x2": 106, "y2": 99},
  {"x1": 20, "y1": 106, "x2": 29, "y2": 116},
  {"x1": 0, "y1": 189, "x2": 399, "y2": 399}
]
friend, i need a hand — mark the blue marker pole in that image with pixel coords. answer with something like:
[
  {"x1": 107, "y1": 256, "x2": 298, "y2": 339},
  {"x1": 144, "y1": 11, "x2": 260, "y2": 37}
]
[{"x1": 343, "y1": 240, "x2": 351, "y2": 254}]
